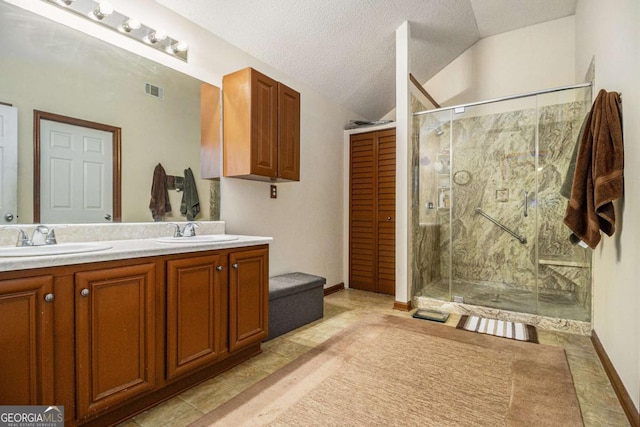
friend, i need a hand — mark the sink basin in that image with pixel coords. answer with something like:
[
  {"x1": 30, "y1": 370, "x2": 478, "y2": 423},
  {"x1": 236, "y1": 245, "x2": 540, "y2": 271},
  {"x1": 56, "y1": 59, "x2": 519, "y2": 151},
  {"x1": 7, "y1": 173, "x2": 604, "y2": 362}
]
[
  {"x1": 0, "y1": 242, "x2": 112, "y2": 257},
  {"x1": 157, "y1": 235, "x2": 240, "y2": 244}
]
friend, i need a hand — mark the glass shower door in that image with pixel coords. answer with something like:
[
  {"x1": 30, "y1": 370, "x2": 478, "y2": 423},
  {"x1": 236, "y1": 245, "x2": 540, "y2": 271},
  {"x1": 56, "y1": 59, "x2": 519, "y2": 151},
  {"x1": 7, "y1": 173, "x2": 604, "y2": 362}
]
[
  {"x1": 535, "y1": 87, "x2": 592, "y2": 321},
  {"x1": 449, "y1": 97, "x2": 538, "y2": 313}
]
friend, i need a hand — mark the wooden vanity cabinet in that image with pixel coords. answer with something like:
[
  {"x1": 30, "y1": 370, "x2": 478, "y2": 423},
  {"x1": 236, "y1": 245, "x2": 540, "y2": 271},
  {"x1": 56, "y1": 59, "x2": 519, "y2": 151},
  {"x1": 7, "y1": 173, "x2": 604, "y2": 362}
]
[
  {"x1": 229, "y1": 247, "x2": 269, "y2": 351},
  {"x1": 0, "y1": 275, "x2": 54, "y2": 405},
  {"x1": 223, "y1": 67, "x2": 300, "y2": 182},
  {"x1": 0, "y1": 244, "x2": 268, "y2": 426},
  {"x1": 75, "y1": 263, "x2": 157, "y2": 419},
  {"x1": 166, "y1": 253, "x2": 228, "y2": 380}
]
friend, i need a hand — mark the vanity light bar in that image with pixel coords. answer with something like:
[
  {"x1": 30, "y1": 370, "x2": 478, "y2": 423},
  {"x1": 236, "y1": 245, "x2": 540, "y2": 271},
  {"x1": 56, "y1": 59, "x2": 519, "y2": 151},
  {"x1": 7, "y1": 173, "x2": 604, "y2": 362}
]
[{"x1": 45, "y1": 0, "x2": 188, "y2": 62}]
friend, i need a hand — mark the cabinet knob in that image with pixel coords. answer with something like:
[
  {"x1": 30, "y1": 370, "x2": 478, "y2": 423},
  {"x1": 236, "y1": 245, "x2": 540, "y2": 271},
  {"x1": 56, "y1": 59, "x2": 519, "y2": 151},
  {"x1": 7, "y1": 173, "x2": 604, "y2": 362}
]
[
  {"x1": 80, "y1": 288, "x2": 90, "y2": 297},
  {"x1": 387, "y1": 216, "x2": 392, "y2": 221},
  {"x1": 44, "y1": 293, "x2": 55, "y2": 303},
  {"x1": 232, "y1": 263, "x2": 238, "y2": 269},
  {"x1": 216, "y1": 265, "x2": 223, "y2": 271}
]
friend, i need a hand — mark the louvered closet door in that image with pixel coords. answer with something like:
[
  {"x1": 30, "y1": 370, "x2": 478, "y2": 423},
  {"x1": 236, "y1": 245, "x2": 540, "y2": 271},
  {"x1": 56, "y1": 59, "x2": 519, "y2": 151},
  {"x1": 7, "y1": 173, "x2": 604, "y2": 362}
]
[
  {"x1": 376, "y1": 130, "x2": 396, "y2": 295},
  {"x1": 349, "y1": 129, "x2": 396, "y2": 295},
  {"x1": 349, "y1": 133, "x2": 376, "y2": 292}
]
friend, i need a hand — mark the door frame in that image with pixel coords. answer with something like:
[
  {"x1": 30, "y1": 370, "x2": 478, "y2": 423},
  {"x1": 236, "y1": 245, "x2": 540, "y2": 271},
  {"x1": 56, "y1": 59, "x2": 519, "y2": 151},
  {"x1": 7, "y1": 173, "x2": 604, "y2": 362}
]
[{"x1": 33, "y1": 110, "x2": 122, "y2": 223}]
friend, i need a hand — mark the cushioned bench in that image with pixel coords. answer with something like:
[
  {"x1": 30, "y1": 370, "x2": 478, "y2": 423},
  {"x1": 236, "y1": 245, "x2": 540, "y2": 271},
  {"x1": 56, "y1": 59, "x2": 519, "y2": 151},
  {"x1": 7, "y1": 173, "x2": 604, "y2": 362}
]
[{"x1": 268, "y1": 272, "x2": 326, "y2": 339}]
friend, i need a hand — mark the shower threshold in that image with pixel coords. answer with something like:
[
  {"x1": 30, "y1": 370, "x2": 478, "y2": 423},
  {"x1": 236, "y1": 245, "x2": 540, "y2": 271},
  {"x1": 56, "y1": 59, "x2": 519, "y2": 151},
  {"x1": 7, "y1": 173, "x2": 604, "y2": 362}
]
[
  {"x1": 416, "y1": 278, "x2": 590, "y2": 323},
  {"x1": 413, "y1": 294, "x2": 591, "y2": 335}
]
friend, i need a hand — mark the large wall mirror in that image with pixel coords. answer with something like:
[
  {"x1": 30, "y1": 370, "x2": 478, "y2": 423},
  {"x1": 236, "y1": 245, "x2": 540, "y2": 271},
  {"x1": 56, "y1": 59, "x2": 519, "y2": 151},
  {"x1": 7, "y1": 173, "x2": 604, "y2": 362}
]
[{"x1": 0, "y1": 0, "x2": 217, "y2": 224}]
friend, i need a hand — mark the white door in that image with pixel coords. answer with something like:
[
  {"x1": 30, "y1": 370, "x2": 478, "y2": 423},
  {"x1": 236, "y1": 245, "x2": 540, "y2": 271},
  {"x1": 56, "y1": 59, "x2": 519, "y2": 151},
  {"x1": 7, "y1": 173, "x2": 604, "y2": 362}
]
[
  {"x1": 40, "y1": 120, "x2": 113, "y2": 223},
  {"x1": 0, "y1": 105, "x2": 18, "y2": 224}
]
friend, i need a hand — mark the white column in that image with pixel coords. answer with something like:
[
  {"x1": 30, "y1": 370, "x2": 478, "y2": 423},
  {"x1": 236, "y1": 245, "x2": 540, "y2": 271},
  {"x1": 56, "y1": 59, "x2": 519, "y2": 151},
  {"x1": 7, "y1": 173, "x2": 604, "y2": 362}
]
[{"x1": 395, "y1": 21, "x2": 411, "y2": 305}]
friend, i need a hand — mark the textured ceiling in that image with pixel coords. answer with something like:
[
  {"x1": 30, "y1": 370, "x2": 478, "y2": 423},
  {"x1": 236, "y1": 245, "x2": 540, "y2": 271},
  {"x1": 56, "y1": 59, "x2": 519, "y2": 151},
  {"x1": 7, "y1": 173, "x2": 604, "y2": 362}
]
[{"x1": 155, "y1": 0, "x2": 577, "y2": 120}]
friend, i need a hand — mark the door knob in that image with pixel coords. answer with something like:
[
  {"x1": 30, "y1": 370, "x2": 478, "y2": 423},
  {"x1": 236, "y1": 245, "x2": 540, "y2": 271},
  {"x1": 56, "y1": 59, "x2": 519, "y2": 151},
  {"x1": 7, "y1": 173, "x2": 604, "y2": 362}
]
[
  {"x1": 4, "y1": 213, "x2": 13, "y2": 222},
  {"x1": 105, "y1": 214, "x2": 112, "y2": 221}
]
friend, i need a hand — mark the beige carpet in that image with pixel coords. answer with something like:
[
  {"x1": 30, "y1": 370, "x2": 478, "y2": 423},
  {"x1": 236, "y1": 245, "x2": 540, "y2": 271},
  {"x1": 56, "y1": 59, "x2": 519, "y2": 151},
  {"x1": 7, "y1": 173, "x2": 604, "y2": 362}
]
[{"x1": 190, "y1": 314, "x2": 583, "y2": 426}]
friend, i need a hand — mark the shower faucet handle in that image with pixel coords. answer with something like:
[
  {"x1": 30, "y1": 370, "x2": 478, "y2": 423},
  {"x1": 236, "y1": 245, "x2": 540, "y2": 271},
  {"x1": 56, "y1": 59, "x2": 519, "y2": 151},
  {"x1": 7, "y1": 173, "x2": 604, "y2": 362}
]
[{"x1": 523, "y1": 191, "x2": 529, "y2": 217}]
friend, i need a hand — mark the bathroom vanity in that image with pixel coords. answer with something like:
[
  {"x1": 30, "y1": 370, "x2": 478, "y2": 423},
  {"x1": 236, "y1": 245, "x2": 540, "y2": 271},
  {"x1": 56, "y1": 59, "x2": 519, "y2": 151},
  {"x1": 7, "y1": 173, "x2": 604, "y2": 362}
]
[{"x1": 0, "y1": 230, "x2": 270, "y2": 426}]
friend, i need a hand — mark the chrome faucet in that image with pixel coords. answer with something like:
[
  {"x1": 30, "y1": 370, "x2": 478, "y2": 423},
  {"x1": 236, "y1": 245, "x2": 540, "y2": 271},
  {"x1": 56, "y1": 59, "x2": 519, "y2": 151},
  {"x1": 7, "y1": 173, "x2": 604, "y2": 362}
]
[
  {"x1": 170, "y1": 222, "x2": 199, "y2": 237},
  {"x1": 11, "y1": 225, "x2": 57, "y2": 247},
  {"x1": 182, "y1": 222, "x2": 199, "y2": 237}
]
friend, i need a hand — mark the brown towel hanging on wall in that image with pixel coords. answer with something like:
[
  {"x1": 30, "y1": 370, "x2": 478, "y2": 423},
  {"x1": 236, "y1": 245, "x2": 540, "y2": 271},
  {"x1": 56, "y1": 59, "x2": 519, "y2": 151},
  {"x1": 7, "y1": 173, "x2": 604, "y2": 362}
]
[
  {"x1": 149, "y1": 163, "x2": 172, "y2": 221},
  {"x1": 564, "y1": 89, "x2": 624, "y2": 249}
]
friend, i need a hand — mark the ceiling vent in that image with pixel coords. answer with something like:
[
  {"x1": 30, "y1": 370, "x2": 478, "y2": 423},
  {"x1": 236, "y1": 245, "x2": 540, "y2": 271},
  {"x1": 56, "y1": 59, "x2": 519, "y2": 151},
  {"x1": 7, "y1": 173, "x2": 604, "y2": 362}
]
[{"x1": 144, "y1": 83, "x2": 164, "y2": 99}]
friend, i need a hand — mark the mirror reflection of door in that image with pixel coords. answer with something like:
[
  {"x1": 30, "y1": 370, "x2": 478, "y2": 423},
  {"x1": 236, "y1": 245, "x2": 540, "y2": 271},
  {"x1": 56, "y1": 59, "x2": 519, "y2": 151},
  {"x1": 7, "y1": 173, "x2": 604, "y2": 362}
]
[
  {"x1": 34, "y1": 111, "x2": 121, "y2": 223},
  {"x1": 0, "y1": 104, "x2": 18, "y2": 224}
]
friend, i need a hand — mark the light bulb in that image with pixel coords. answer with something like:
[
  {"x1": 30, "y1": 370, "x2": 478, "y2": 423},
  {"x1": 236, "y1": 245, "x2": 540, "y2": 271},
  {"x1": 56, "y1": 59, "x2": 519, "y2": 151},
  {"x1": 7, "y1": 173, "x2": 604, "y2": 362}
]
[
  {"x1": 121, "y1": 17, "x2": 141, "y2": 32},
  {"x1": 92, "y1": 1, "x2": 114, "y2": 20},
  {"x1": 170, "y1": 41, "x2": 189, "y2": 53},
  {"x1": 148, "y1": 30, "x2": 167, "y2": 44}
]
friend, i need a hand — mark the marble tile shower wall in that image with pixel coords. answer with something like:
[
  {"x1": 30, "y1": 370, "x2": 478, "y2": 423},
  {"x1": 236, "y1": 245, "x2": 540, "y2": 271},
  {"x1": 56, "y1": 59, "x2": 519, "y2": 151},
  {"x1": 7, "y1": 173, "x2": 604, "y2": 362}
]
[{"x1": 414, "y1": 100, "x2": 592, "y2": 314}]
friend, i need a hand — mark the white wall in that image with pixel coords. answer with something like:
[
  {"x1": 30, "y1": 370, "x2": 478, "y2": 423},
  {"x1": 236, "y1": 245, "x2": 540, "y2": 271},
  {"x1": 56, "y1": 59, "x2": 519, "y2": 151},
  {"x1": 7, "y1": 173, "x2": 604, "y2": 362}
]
[
  {"x1": 424, "y1": 16, "x2": 576, "y2": 107},
  {"x1": 10, "y1": 0, "x2": 361, "y2": 287},
  {"x1": 575, "y1": 0, "x2": 640, "y2": 413}
]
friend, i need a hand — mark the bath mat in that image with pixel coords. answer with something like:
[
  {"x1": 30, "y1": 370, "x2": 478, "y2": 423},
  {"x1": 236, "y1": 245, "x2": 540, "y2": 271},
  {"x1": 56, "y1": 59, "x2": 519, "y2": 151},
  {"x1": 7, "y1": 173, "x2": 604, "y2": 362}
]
[
  {"x1": 456, "y1": 315, "x2": 538, "y2": 343},
  {"x1": 412, "y1": 308, "x2": 449, "y2": 322},
  {"x1": 190, "y1": 313, "x2": 581, "y2": 426}
]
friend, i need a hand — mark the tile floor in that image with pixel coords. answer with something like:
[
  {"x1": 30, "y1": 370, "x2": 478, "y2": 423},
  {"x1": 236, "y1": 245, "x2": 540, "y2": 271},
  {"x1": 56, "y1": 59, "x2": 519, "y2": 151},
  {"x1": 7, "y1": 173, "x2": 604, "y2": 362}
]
[{"x1": 120, "y1": 289, "x2": 630, "y2": 427}]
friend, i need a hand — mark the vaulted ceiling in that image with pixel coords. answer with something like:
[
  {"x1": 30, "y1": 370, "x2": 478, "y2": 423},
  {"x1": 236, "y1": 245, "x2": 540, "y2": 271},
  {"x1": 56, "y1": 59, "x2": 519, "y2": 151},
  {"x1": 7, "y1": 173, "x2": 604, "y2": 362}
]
[{"x1": 155, "y1": 0, "x2": 578, "y2": 119}]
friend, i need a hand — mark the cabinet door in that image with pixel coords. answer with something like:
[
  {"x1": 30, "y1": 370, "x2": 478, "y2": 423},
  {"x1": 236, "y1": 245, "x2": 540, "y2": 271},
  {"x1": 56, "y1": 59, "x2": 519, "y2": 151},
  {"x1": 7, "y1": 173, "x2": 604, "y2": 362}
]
[
  {"x1": 166, "y1": 254, "x2": 227, "y2": 380},
  {"x1": 0, "y1": 276, "x2": 54, "y2": 405},
  {"x1": 75, "y1": 263, "x2": 156, "y2": 419},
  {"x1": 229, "y1": 248, "x2": 268, "y2": 352},
  {"x1": 277, "y1": 83, "x2": 300, "y2": 181},
  {"x1": 250, "y1": 69, "x2": 279, "y2": 178}
]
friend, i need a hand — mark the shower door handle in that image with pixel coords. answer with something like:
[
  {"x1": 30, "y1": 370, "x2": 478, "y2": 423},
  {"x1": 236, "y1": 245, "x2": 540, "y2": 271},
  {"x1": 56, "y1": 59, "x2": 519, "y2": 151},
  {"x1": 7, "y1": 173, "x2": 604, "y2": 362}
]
[{"x1": 523, "y1": 191, "x2": 529, "y2": 217}]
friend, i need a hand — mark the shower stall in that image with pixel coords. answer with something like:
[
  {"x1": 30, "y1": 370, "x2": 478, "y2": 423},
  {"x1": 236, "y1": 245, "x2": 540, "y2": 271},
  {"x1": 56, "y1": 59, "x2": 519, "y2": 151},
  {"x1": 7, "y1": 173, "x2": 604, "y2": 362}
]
[{"x1": 412, "y1": 84, "x2": 593, "y2": 322}]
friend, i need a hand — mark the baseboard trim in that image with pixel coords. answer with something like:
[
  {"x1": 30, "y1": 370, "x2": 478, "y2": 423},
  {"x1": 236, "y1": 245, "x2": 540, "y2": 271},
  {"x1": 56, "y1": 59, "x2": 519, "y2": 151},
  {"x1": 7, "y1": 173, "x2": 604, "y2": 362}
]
[
  {"x1": 324, "y1": 283, "x2": 345, "y2": 296},
  {"x1": 393, "y1": 301, "x2": 412, "y2": 312},
  {"x1": 591, "y1": 330, "x2": 640, "y2": 427}
]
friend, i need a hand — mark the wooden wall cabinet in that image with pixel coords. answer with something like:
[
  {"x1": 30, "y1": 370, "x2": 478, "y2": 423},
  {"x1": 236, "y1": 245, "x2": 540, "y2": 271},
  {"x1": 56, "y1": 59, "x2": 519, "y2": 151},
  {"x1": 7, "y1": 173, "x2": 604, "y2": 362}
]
[
  {"x1": 0, "y1": 275, "x2": 54, "y2": 405},
  {"x1": 223, "y1": 67, "x2": 300, "y2": 182}
]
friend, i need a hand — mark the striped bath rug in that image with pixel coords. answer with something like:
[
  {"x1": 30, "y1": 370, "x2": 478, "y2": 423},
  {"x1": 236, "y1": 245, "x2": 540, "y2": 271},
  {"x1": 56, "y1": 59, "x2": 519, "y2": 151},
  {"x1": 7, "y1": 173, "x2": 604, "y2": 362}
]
[{"x1": 456, "y1": 315, "x2": 538, "y2": 343}]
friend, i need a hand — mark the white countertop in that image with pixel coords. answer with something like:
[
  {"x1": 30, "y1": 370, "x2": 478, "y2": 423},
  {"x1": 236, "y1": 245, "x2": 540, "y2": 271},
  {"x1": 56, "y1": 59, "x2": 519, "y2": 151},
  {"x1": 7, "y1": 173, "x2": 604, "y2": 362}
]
[{"x1": 0, "y1": 235, "x2": 272, "y2": 273}]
